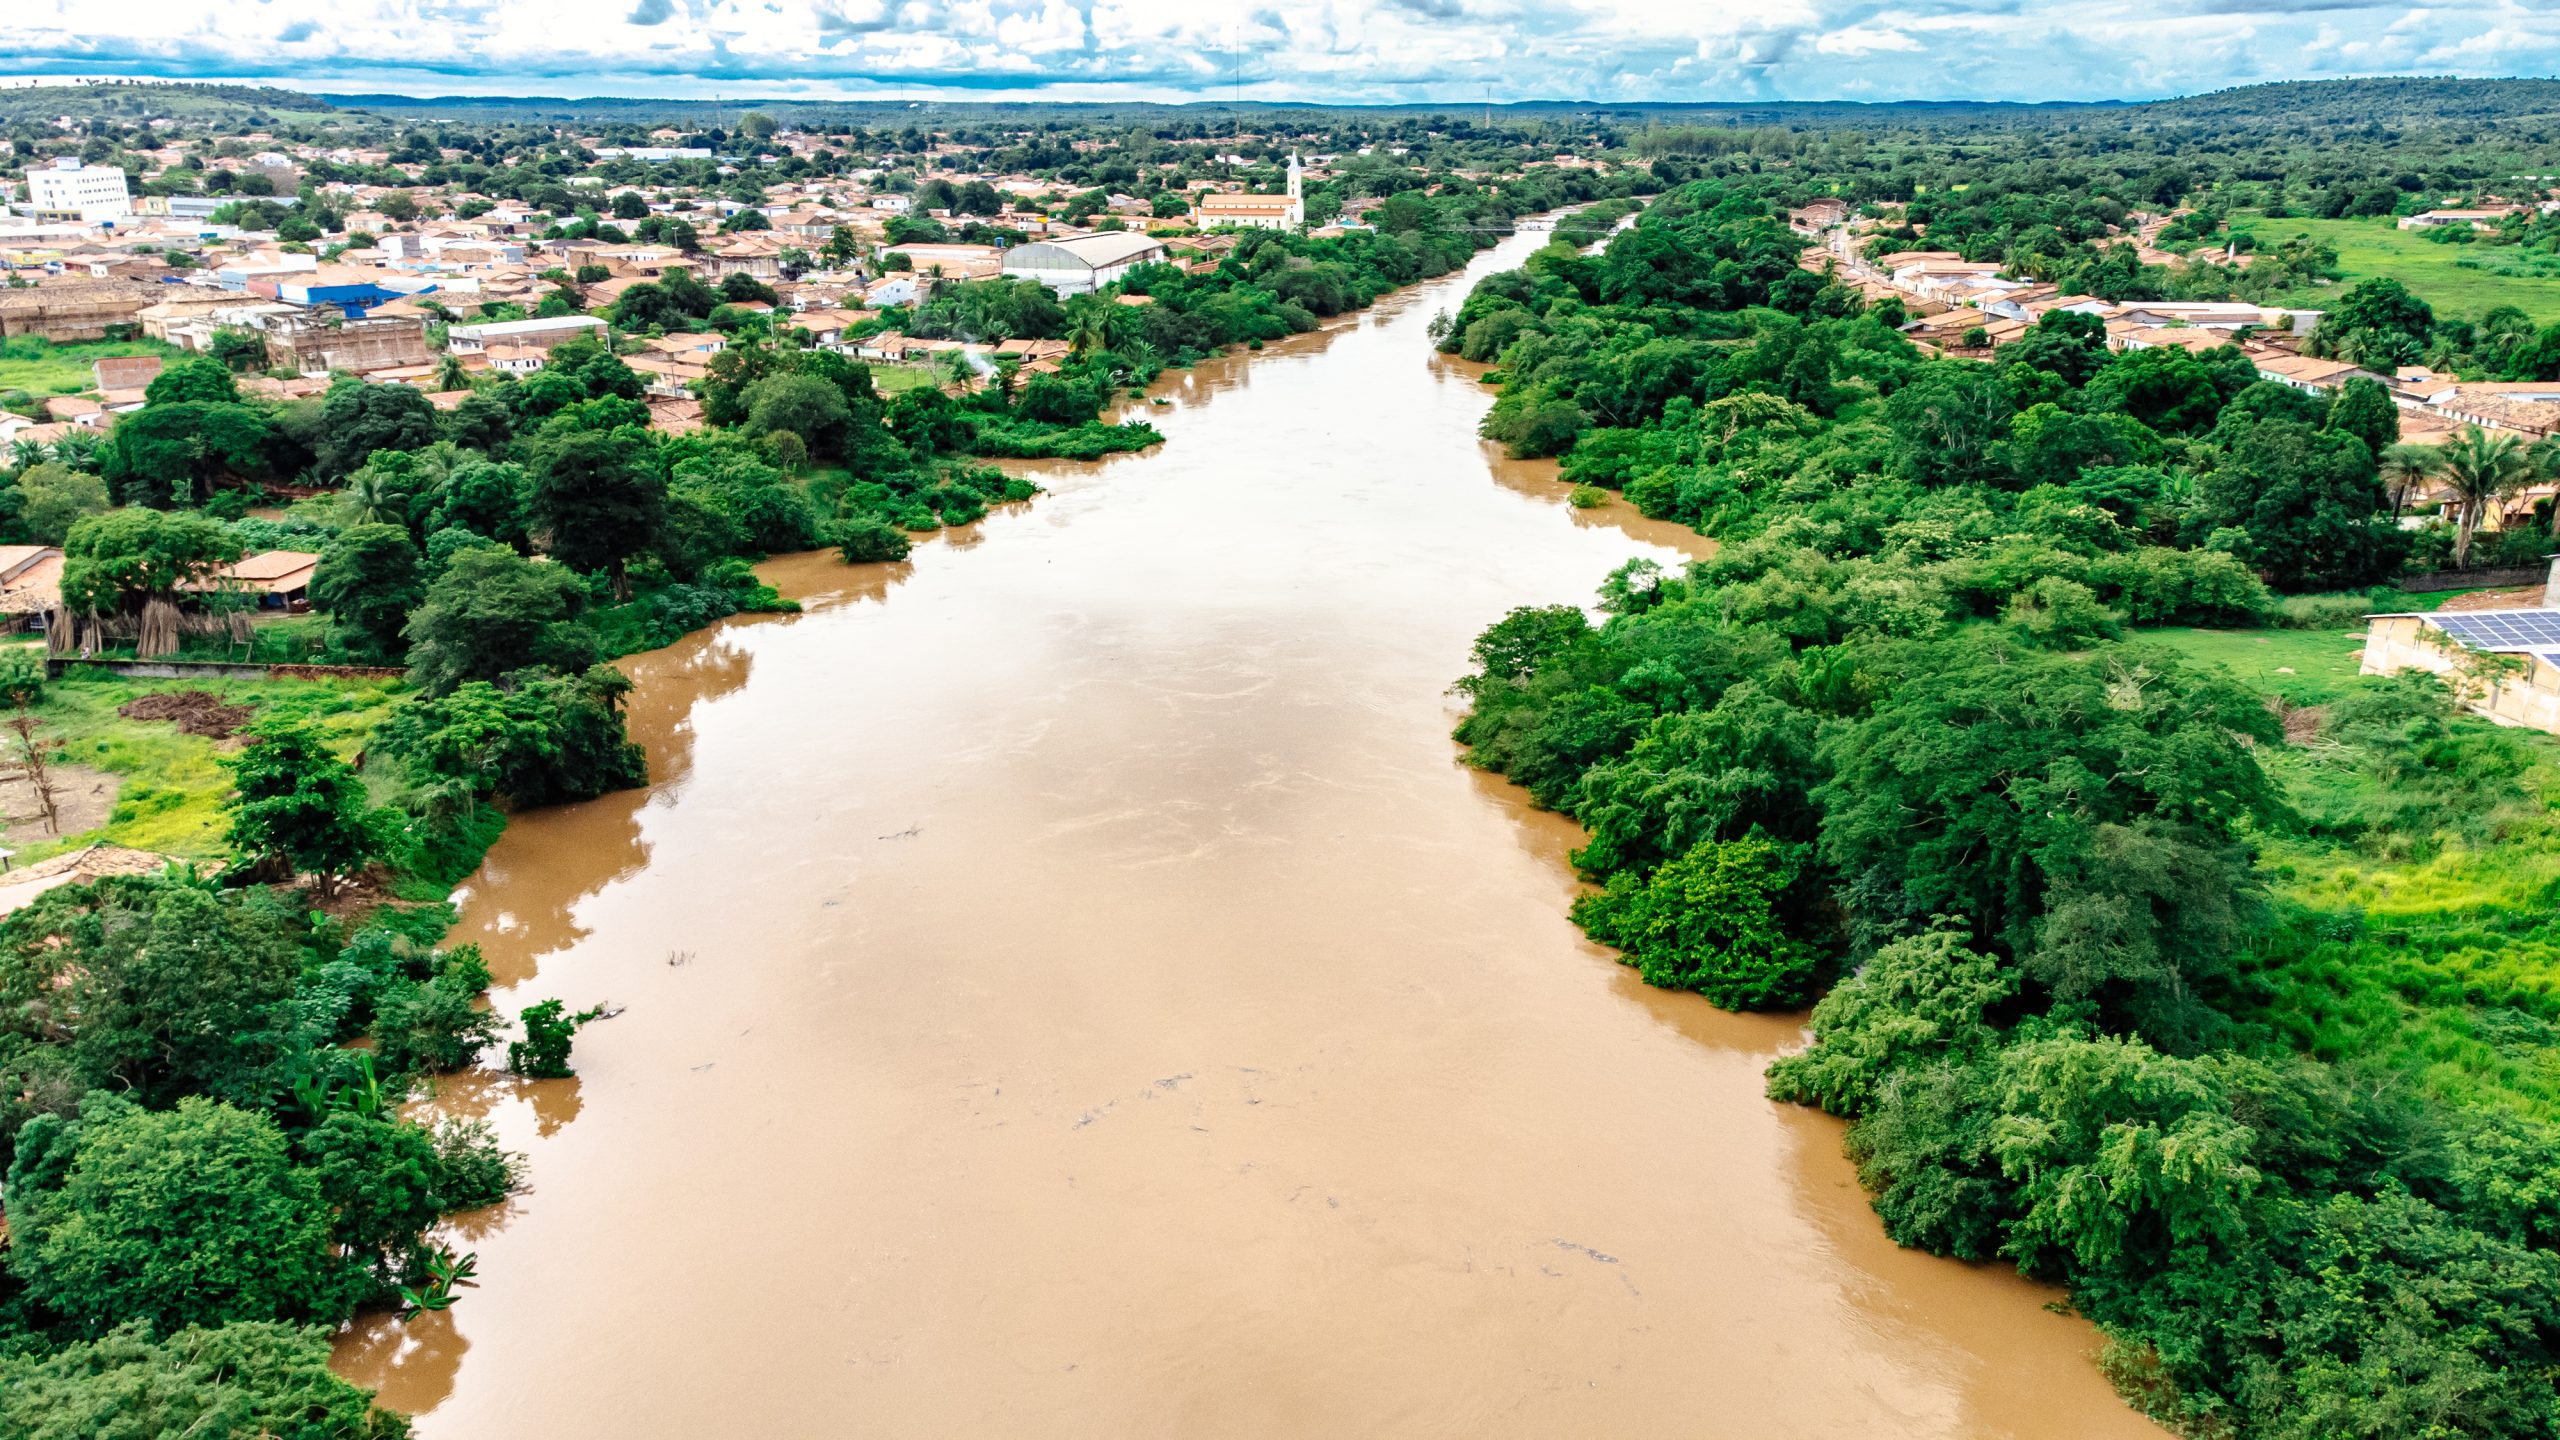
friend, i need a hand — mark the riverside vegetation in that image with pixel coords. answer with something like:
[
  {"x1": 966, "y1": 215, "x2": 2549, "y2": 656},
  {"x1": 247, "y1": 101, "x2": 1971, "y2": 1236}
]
[{"x1": 1443, "y1": 180, "x2": 2560, "y2": 1439}]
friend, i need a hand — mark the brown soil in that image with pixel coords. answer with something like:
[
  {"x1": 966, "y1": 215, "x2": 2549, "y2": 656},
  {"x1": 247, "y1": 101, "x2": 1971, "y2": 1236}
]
[
  {"x1": 119, "y1": 690, "x2": 255, "y2": 738},
  {"x1": 0, "y1": 762, "x2": 119, "y2": 846},
  {"x1": 2435, "y1": 585, "x2": 2546, "y2": 613}
]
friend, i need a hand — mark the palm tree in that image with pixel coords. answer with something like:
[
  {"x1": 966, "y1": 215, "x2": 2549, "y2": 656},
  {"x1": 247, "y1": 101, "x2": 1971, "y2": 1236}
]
[
  {"x1": 341, "y1": 467, "x2": 407, "y2": 528},
  {"x1": 434, "y1": 353, "x2": 471, "y2": 391},
  {"x1": 51, "y1": 431, "x2": 100, "y2": 473},
  {"x1": 2531, "y1": 433, "x2": 2560, "y2": 537},
  {"x1": 1064, "y1": 301, "x2": 1114, "y2": 362},
  {"x1": 2439, "y1": 425, "x2": 2531, "y2": 569},
  {"x1": 2376, "y1": 441, "x2": 2445, "y2": 521},
  {"x1": 7, "y1": 438, "x2": 45, "y2": 473}
]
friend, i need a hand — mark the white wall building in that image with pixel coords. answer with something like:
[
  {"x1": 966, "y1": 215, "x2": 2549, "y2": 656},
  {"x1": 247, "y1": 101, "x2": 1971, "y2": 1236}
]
[
  {"x1": 445, "y1": 314, "x2": 609, "y2": 354},
  {"x1": 1000, "y1": 232, "x2": 1168, "y2": 295},
  {"x1": 26, "y1": 158, "x2": 131, "y2": 223},
  {"x1": 1192, "y1": 153, "x2": 1304, "y2": 232}
]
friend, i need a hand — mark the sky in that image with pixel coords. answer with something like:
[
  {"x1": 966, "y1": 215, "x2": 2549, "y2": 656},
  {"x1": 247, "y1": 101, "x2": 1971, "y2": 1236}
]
[{"x1": 5, "y1": 0, "x2": 2559, "y2": 106}]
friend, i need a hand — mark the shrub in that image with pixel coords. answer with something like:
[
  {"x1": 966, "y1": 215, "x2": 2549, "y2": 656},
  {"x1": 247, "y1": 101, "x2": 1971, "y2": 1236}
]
[
  {"x1": 508, "y1": 998, "x2": 604, "y2": 1079},
  {"x1": 1571, "y1": 837, "x2": 1823, "y2": 1009}
]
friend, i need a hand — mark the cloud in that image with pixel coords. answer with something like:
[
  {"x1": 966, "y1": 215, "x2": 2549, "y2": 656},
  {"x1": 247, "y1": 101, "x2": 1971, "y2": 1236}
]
[{"x1": 6, "y1": 0, "x2": 2560, "y2": 102}]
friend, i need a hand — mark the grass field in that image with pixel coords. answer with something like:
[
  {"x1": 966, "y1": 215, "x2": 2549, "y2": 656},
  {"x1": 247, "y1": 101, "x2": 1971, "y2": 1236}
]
[
  {"x1": 16, "y1": 668, "x2": 406, "y2": 864},
  {"x1": 2231, "y1": 212, "x2": 2560, "y2": 323},
  {"x1": 0, "y1": 336, "x2": 180, "y2": 403},
  {"x1": 869, "y1": 363, "x2": 945, "y2": 395},
  {"x1": 2140, "y1": 625, "x2": 2378, "y2": 706}
]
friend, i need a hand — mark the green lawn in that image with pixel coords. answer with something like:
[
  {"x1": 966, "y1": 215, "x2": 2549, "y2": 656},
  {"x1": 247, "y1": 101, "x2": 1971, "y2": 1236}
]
[
  {"x1": 2139, "y1": 625, "x2": 2377, "y2": 706},
  {"x1": 869, "y1": 364, "x2": 943, "y2": 395},
  {"x1": 0, "y1": 336, "x2": 179, "y2": 402},
  {"x1": 19, "y1": 668, "x2": 406, "y2": 864},
  {"x1": 2231, "y1": 212, "x2": 2560, "y2": 324}
]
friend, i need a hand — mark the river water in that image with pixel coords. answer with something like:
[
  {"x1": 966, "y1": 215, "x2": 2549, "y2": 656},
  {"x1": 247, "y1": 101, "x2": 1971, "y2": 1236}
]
[{"x1": 336, "y1": 228, "x2": 2163, "y2": 1439}]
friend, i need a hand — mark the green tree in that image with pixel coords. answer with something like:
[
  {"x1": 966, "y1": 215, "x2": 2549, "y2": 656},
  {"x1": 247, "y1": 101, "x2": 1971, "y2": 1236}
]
[
  {"x1": 1816, "y1": 638, "x2": 2281, "y2": 1036},
  {"x1": 1765, "y1": 928, "x2": 2017, "y2": 1117},
  {"x1": 1572, "y1": 837, "x2": 1822, "y2": 1009},
  {"x1": 12, "y1": 462, "x2": 108, "y2": 545},
  {"x1": 400, "y1": 546, "x2": 601, "y2": 695},
  {"x1": 206, "y1": 326, "x2": 269, "y2": 373},
  {"x1": 2196, "y1": 417, "x2": 2402, "y2": 590},
  {"x1": 428, "y1": 458, "x2": 534, "y2": 548},
  {"x1": 59, "y1": 508, "x2": 239, "y2": 619},
  {"x1": 309, "y1": 523, "x2": 425, "y2": 661},
  {"x1": 2084, "y1": 346, "x2": 2227, "y2": 434},
  {"x1": 10, "y1": 1099, "x2": 347, "y2": 1336},
  {"x1": 0, "y1": 879, "x2": 304, "y2": 1108},
  {"x1": 1884, "y1": 362, "x2": 2014, "y2": 485},
  {"x1": 2325, "y1": 375, "x2": 2402, "y2": 457},
  {"x1": 315, "y1": 381, "x2": 439, "y2": 480},
  {"x1": 375, "y1": 667, "x2": 646, "y2": 807},
  {"x1": 508, "y1": 998, "x2": 603, "y2": 1078},
  {"x1": 742, "y1": 371, "x2": 855, "y2": 458},
  {"x1": 0, "y1": 1322, "x2": 407, "y2": 1440},
  {"x1": 96, "y1": 402, "x2": 273, "y2": 507},
  {"x1": 2435, "y1": 425, "x2": 2531, "y2": 569},
  {"x1": 143, "y1": 355, "x2": 241, "y2": 407},
  {"x1": 295, "y1": 1112, "x2": 444, "y2": 1273},
  {"x1": 223, "y1": 718, "x2": 388, "y2": 900},
  {"x1": 528, "y1": 427, "x2": 666, "y2": 595},
  {"x1": 2310, "y1": 277, "x2": 2435, "y2": 368}
]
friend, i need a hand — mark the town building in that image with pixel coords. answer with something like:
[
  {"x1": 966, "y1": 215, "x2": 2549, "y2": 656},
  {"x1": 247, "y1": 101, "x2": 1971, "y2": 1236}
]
[
  {"x1": 999, "y1": 232, "x2": 1168, "y2": 294},
  {"x1": 1193, "y1": 154, "x2": 1304, "y2": 231},
  {"x1": 24, "y1": 159, "x2": 132, "y2": 223},
  {"x1": 445, "y1": 314, "x2": 610, "y2": 354}
]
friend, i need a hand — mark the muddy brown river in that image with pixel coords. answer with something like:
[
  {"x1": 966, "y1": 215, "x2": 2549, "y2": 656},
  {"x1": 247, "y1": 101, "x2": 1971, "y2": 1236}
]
[{"x1": 336, "y1": 229, "x2": 2164, "y2": 1439}]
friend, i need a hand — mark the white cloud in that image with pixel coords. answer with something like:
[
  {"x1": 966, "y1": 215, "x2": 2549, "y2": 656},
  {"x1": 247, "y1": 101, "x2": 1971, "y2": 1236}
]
[
  {"x1": 4, "y1": 0, "x2": 2557, "y2": 101},
  {"x1": 1813, "y1": 24, "x2": 1924, "y2": 55}
]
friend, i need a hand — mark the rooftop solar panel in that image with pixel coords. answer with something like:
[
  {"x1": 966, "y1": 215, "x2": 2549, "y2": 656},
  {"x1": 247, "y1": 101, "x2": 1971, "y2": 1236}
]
[{"x1": 2430, "y1": 609, "x2": 2560, "y2": 652}]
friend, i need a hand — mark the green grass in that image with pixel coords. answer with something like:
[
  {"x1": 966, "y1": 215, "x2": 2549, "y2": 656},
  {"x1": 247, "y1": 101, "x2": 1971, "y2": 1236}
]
[
  {"x1": 2251, "y1": 836, "x2": 2560, "y2": 1118},
  {"x1": 2231, "y1": 212, "x2": 2560, "y2": 323},
  {"x1": 19, "y1": 669, "x2": 406, "y2": 865},
  {"x1": 869, "y1": 364, "x2": 943, "y2": 395},
  {"x1": 2140, "y1": 625, "x2": 2377, "y2": 706},
  {"x1": 0, "y1": 336, "x2": 180, "y2": 402}
]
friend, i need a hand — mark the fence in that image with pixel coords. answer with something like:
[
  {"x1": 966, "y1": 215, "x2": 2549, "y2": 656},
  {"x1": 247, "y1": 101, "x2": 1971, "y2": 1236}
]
[{"x1": 2395, "y1": 565, "x2": 2550, "y2": 595}]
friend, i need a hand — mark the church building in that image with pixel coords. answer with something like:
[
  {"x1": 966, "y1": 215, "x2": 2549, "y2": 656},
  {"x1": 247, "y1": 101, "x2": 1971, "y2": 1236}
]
[{"x1": 1192, "y1": 153, "x2": 1305, "y2": 232}]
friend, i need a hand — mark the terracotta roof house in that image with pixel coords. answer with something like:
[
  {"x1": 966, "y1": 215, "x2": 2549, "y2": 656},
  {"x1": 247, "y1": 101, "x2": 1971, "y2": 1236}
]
[
  {"x1": 204, "y1": 550, "x2": 321, "y2": 608},
  {"x1": 92, "y1": 355, "x2": 164, "y2": 392}
]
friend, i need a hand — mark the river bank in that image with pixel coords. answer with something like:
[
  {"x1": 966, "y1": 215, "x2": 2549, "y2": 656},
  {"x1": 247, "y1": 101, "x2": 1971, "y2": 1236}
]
[{"x1": 334, "y1": 226, "x2": 2163, "y2": 1440}]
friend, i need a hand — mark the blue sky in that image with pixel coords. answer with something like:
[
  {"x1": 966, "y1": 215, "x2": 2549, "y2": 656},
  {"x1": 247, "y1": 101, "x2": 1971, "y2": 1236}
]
[{"x1": 6, "y1": 0, "x2": 2558, "y2": 104}]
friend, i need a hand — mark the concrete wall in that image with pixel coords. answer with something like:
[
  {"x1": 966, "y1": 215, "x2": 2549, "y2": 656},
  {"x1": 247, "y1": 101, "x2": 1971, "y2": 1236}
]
[
  {"x1": 2362, "y1": 615, "x2": 2560, "y2": 732},
  {"x1": 46, "y1": 658, "x2": 406, "y2": 683}
]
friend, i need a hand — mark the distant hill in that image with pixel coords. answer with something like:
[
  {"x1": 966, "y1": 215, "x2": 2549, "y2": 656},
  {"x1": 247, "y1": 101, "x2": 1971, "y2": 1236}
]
[
  {"x1": 306, "y1": 77, "x2": 2560, "y2": 137},
  {"x1": 0, "y1": 80, "x2": 332, "y2": 124},
  {"x1": 9, "y1": 74, "x2": 2555, "y2": 137},
  {"x1": 314, "y1": 90, "x2": 2121, "y2": 130}
]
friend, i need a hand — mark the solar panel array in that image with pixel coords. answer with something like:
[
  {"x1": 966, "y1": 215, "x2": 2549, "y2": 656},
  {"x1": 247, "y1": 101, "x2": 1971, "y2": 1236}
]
[{"x1": 2429, "y1": 610, "x2": 2560, "y2": 654}]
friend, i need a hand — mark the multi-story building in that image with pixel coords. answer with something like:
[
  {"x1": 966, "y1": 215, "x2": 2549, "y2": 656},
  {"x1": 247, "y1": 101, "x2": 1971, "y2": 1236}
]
[{"x1": 25, "y1": 159, "x2": 132, "y2": 223}]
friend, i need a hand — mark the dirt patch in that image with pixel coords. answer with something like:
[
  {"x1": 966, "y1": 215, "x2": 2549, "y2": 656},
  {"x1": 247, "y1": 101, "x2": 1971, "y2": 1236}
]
[
  {"x1": 2435, "y1": 585, "x2": 2546, "y2": 613},
  {"x1": 118, "y1": 690, "x2": 255, "y2": 739},
  {"x1": 0, "y1": 762, "x2": 119, "y2": 847}
]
